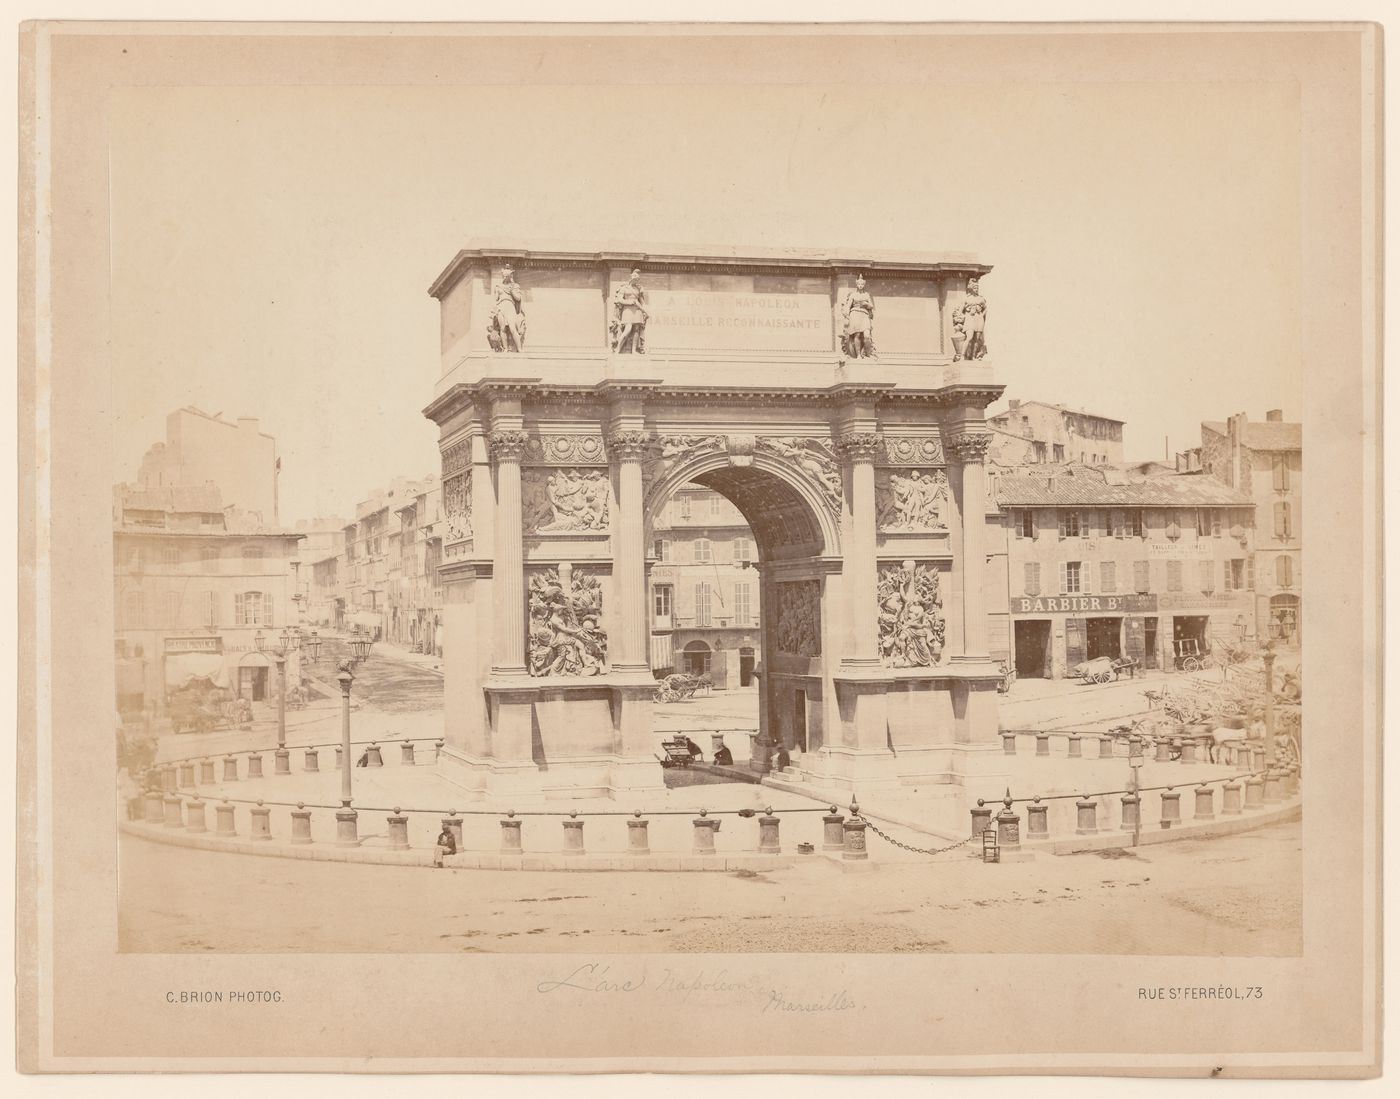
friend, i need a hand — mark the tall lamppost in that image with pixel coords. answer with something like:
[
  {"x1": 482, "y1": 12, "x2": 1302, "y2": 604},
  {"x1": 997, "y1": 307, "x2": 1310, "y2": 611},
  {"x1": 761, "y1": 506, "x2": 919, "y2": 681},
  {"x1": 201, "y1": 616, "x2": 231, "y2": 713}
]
[
  {"x1": 1261, "y1": 639, "x2": 1277, "y2": 768},
  {"x1": 256, "y1": 628, "x2": 294, "y2": 775},
  {"x1": 336, "y1": 660, "x2": 358, "y2": 846},
  {"x1": 305, "y1": 629, "x2": 322, "y2": 666}
]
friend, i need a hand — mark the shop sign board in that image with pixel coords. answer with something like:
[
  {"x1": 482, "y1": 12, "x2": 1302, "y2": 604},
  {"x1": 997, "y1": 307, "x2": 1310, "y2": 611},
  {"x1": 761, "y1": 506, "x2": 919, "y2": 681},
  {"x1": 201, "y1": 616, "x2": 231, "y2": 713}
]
[{"x1": 1013, "y1": 594, "x2": 1157, "y2": 615}]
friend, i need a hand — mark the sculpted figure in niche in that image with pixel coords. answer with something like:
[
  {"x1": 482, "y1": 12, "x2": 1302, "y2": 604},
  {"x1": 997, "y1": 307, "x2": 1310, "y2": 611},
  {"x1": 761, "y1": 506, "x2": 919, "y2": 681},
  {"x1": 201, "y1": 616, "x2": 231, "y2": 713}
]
[
  {"x1": 527, "y1": 569, "x2": 607, "y2": 677},
  {"x1": 486, "y1": 264, "x2": 527, "y2": 353},
  {"x1": 840, "y1": 274, "x2": 877, "y2": 359},
  {"x1": 877, "y1": 559, "x2": 945, "y2": 668},
  {"x1": 610, "y1": 269, "x2": 649, "y2": 354},
  {"x1": 952, "y1": 277, "x2": 988, "y2": 361}
]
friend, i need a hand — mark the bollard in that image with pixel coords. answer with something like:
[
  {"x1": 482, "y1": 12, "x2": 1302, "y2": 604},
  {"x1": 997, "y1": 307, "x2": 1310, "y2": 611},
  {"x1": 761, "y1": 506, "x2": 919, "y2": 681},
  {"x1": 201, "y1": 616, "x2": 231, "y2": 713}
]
[
  {"x1": 842, "y1": 818, "x2": 869, "y2": 860},
  {"x1": 178, "y1": 762, "x2": 196, "y2": 788},
  {"x1": 366, "y1": 744, "x2": 384, "y2": 768},
  {"x1": 1068, "y1": 734, "x2": 1082, "y2": 759},
  {"x1": 304, "y1": 748, "x2": 320, "y2": 773},
  {"x1": 161, "y1": 766, "x2": 177, "y2": 792},
  {"x1": 291, "y1": 805, "x2": 313, "y2": 844},
  {"x1": 247, "y1": 753, "x2": 263, "y2": 779},
  {"x1": 1035, "y1": 733, "x2": 1051, "y2": 757},
  {"x1": 758, "y1": 812, "x2": 781, "y2": 854},
  {"x1": 387, "y1": 811, "x2": 409, "y2": 850},
  {"x1": 1180, "y1": 738, "x2": 1197, "y2": 763},
  {"x1": 274, "y1": 749, "x2": 291, "y2": 776},
  {"x1": 1026, "y1": 802, "x2": 1049, "y2": 838},
  {"x1": 1245, "y1": 776, "x2": 1265, "y2": 808},
  {"x1": 1099, "y1": 734, "x2": 1115, "y2": 759},
  {"x1": 1120, "y1": 794, "x2": 1140, "y2": 833},
  {"x1": 1075, "y1": 798, "x2": 1098, "y2": 835},
  {"x1": 562, "y1": 817, "x2": 585, "y2": 855},
  {"x1": 144, "y1": 790, "x2": 165, "y2": 824},
  {"x1": 692, "y1": 815, "x2": 721, "y2": 855},
  {"x1": 1001, "y1": 731, "x2": 1017, "y2": 755},
  {"x1": 500, "y1": 816, "x2": 524, "y2": 852},
  {"x1": 1160, "y1": 789, "x2": 1181, "y2": 829},
  {"x1": 1263, "y1": 771, "x2": 1283, "y2": 804},
  {"x1": 335, "y1": 745, "x2": 344, "y2": 770},
  {"x1": 199, "y1": 759, "x2": 216, "y2": 785},
  {"x1": 996, "y1": 804, "x2": 1021, "y2": 849},
  {"x1": 626, "y1": 815, "x2": 650, "y2": 856},
  {"x1": 823, "y1": 809, "x2": 846, "y2": 850},
  {"x1": 969, "y1": 805, "x2": 993, "y2": 840},
  {"x1": 401, "y1": 740, "x2": 416, "y2": 766},
  {"x1": 222, "y1": 756, "x2": 239, "y2": 782},
  {"x1": 215, "y1": 800, "x2": 236, "y2": 836},
  {"x1": 1194, "y1": 784, "x2": 1215, "y2": 821},
  {"x1": 185, "y1": 797, "x2": 207, "y2": 834},
  {"x1": 163, "y1": 794, "x2": 184, "y2": 828},
  {"x1": 442, "y1": 815, "x2": 464, "y2": 851},
  {"x1": 249, "y1": 803, "x2": 272, "y2": 841},
  {"x1": 1251, "y1": 746, "x2": 1266, "y2": 771},
  {"x1": 335, "y1": 808, "x2": 360, "y2": 847},
  {"x1": 1154, "y1": 740, "x2": 1172, "y2": 763},
  {"x1": 1222, "y1": 781, "x2": 1243, "y2": 815}
]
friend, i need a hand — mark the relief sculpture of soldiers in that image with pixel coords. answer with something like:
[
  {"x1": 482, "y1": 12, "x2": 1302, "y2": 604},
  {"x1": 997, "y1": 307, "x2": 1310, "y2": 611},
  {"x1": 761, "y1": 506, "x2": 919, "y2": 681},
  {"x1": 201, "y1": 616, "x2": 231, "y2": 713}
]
[
  {"x1": 877, "y1": 560, "x2": 945, "y2": 668},
  {"x1": 527, "y1": 566, "x2": 607, "y2": 677},
  {"x1": 875, "y1": 469, "x2": 949, "y2": 531},
  {"x1": 525, "y1": 469, "x2": 610, "y2": 533}
]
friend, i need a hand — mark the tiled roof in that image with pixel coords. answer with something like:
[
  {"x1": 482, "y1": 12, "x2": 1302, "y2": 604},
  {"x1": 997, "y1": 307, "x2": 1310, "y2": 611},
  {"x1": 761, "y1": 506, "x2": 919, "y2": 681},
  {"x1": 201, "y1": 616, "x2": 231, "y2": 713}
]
[
  {"x1": 992, "y1": 467, "x2": 1254, "y2": 508},
  {"x1": 1202, "y1": 420, "x2": 1302, "y2": 451}
]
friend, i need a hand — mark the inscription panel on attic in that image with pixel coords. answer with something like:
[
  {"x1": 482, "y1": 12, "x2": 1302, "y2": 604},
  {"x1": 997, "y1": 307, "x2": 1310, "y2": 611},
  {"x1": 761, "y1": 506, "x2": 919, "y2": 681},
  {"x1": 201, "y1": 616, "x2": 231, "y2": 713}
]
[{"x1": 644, "y1": 272, "x2": 833, "y2": 353}]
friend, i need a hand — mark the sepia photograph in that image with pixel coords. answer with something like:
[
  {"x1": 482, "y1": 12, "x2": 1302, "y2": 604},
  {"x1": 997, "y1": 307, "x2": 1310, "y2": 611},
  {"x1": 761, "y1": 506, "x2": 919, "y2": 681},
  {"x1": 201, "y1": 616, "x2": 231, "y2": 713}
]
[{"x1": 16, "y1": 13, "x2": 1382, "y2": 1078}]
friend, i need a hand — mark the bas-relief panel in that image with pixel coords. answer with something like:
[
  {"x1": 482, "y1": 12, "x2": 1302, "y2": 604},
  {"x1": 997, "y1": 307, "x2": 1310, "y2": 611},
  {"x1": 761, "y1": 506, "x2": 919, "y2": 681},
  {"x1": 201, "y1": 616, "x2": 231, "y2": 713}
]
[
  {"x1": 527, "y1": 566, "x2": 607, "y2": 677},
  {"x1": 441, "y1": 471, "x2": 472, "y2": 560},
  {"x1": 875, "y1": 469, "x2": 949, "y2": 532},
  {"x1": 877, "y1": 560, "x2": 946, "y2": 669},
  {"x1": 523, "y1": 469, "x2": 610, "y2": 534},
  {"x1": 774, "y1": 580, "x2": 821, "y2": 658}
]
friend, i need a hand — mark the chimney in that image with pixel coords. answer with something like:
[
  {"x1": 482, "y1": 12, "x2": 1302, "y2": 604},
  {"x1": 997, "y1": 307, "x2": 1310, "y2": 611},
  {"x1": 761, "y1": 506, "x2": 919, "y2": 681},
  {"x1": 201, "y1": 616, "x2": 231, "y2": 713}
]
[
  {"x1": 1008, "y1": 399, "x2": 1021, "y2": 411},
  {"x1": 1266, "y1": 409, "x2": 1283, "y2": 422}
]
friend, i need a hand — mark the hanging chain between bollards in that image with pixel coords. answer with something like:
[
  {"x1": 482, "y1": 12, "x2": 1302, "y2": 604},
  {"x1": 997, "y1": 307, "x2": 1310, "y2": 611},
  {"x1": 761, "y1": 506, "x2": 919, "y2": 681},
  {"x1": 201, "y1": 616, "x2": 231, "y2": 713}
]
[{"x1": 854, "y1": 812, "x2": 977, "y2": 856}]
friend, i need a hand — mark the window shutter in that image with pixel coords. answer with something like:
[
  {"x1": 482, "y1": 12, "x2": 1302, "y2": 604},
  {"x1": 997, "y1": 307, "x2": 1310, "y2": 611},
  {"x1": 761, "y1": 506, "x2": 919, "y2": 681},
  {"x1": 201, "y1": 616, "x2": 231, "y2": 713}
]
[
  {"x1": 1112, "y1": 509, "x2": 1124, "y2": 539},
  {"x1": 1057, "y1": 511, "x2": 1067, "y2": 540},
  {"x1": 1167, "y1": 560, "x2": 1183, "y2": 592},
  {"x1": 1100, "y1": 561, "x2": 1116, "y2": 593},
  {"x1": 1080, "y1": 562, "x2": 1091, "y2": 595},
  {"x1": 264, "y1": 593, "x2": 274, "y2": 625},
  {"x1": 1134, "y1": 560, "x2": 1150, "y2": 594},
  {"x1": 1199, "y1": 559, "x2": 1214, "y2": 594},
  {"x1": 234, "y1": 592, "x2": 244, "y2": 624},
  {"x1": 1058, "y1": 562, "x2": 1067, "y2": 594},
  {"x1": 1014, "y1": 510, "x2": 1023, "y2": 539},
  {"x1": 1024, "y1": 562, "x2": 1040, "y2": 596},
  {"x1": 1273, "y1": 456, "x2": 1286, "y2": 491}
]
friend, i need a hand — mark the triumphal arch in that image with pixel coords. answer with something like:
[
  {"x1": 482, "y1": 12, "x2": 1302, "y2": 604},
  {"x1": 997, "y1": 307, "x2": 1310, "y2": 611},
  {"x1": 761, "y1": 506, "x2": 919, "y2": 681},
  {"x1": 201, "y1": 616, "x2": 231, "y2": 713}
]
[{"x1": 423, "y1": 242, "x2": 1005, "y2": 805}]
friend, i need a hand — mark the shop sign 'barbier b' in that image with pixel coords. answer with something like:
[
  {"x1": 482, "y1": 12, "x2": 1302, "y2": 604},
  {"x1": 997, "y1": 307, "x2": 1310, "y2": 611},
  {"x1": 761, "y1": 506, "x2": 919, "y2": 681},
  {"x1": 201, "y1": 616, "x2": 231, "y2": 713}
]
[{"x1": 423, "y1": 241, "x2": 1005, "y2": 804}]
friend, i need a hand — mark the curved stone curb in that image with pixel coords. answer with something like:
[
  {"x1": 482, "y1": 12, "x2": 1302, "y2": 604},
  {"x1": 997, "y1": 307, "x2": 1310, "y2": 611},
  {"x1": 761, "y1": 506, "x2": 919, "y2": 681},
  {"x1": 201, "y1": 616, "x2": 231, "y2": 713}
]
[
  {"x1": 119, "y1": 820, "x2": 797, "y2": 872},
  {"x1": 1020, "y1": 798, "x2": 1301, "y2": 857}
]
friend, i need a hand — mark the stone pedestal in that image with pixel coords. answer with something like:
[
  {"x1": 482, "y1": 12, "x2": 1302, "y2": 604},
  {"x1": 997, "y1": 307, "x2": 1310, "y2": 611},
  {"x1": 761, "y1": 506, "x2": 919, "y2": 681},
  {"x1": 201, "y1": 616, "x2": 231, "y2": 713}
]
[
  {"x1": 562, "y1": 818, "x2": 585, "y2": 855},
  {"x1": 250, "y1": 805, "x2": 272, "y2": 841},
  {"x1": 222, "y1": 756, "x2": 239, "y2": 782},
  {"x1": 178, "y1": 763, "x2": 195, "y2": 788},
  {"x1": 366, "y1": 744, "x2": 384, "y2": 768},
  {"x1": 1160, "y1": 790, "x2": 1181, "y2": 828},
  {"x1": 1222, "y1": 782, "x2": 1243, "y2": 815},
  {"x1": 291, "y1": 809, "x2": 313, "y2": 844},
  {"x1": 274, "y1": 749, "x2": 290, "y2": 776},
  {"x1": 842, "y1": 819, "x2": 868, "y2": 860},
  {"x1": 163, "y1": 795, "x2": 183, "y2": 828},
  {"x1": 1194, "y1": 784, "x2": 1215, "y2": 821},
  {"x1": 161, "y1": 766, "x2": 176, "y2": 792},
  {"x1": 1075, "y1": 799, "x2": 1098, "y2": 835},
  {"x1": 626, "y1": 818, "x2": 650, "y2": 856},
  {"x1": 500, "y1": 818, "x2": 524, "y2": 852},
  {"x1": 304, "y1": 749, "x2": 319, "y2": 773},
  {"x1": 1264, "y1": 772, "x2": 1283, "y2": 804},
  {"x1": 1245, "y1": 777, "x2": 1265, "y2": 808},
  {"x1": 1035, "y1": 733, "x2": 1050, "y2": 757},
  {"x1": 387, "y1": 814, "x2": 410, "y2": 850},
  {"x1": 1026, "y1": 802, "x2": 1049, "y2": 838},
  {"x1": 401, "y1": 741, "x2": 416, "y2": 766},
  {"x1": 1001, "y1": 732, "x2": 1017, "y2": 755},
  {"x1": 1120, "y1": 794, "x2": 1140, "y2": 833},
  {"x1": 692, "y1": 817, "x2": 720, "y2": 855},
  {"x1": 1155, "y1": 741, "x2": 1172, "y2": 763},
  {"x1": 969, "y1": 805, "x2": 992, "y2": 839},
  {"x1": 185, "y1": 798, "x2": 206, "y2": 834},
  {"x1": 442, "y1": 817, "x2": 464, "y2": 850},
  {"x1": 822, "y1": 812, "x2": 846, "y2": 850},
  {"x1": 335, "y1": 809, "x2": 360, "y2": 847},
  {"x1": 247, "y1": 754, "x2": 264, "y2": 779},
  {"x1": 996, "y1": 805, "x2": 1021, "y2": 850},
  {"x1": 143, "y1": 791, "x2": 165, "y2": 824},
  {"x1": 199, "y1": 760, "x2": 216, "y2": 785},
  {"x1": 1068, "y1": 735, "x2": 1082, "y2": 759},
  {"x1": 758, "y1": 814, "x2": 781, "y2": 854},
  {"x1": 215, "y1": 801, "x2": 236, "y2": 836}
]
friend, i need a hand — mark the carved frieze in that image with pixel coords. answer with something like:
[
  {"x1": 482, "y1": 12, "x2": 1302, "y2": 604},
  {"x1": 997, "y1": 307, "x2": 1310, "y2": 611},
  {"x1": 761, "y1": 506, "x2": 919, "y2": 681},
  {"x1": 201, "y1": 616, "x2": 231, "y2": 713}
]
[
  {"x1": 442, "y1": 471, "x2": 473, "y2": 544},
  {"x1": 641, "y1": 434, "x2": 727, "y2": 502},
  {"x1": 524, "y1": 434, "x2": 608, "y2": 466},
  {"x1": 523, "y1": 468, "x2": 611, "y2": 534},
  {"x1": 875, "y1": 469, "x2": 949, "y2": 532},
  {"x1": 442, "y1": 439, "x2": 472, "y2": 477},
  {"x1": 882, "y1": 436, "x2": 946, "y2": 466},
  {"x1": 946, "y1": 431, "x2": 992, "y2": 464},
  {"x1": 755, "y1": 437, "x2": 843, "y2": 515},
  {"x1": 527, "y1": 565, "x2": 607, "y2": 677},
  {"x1": 774, "y1": 579, "x2": 822, "y2": 657},
  {"x1": 877, "y1": 560, "x2": 945, "y2": 669}
]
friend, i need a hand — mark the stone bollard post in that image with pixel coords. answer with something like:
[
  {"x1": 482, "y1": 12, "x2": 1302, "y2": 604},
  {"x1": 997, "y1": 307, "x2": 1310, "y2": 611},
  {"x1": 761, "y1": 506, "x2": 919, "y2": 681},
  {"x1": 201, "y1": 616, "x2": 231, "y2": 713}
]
[
  {"x1": 161, "y1": 766, "x2": 177, "y2": 792},
  {"x1": 163, "y1": 794, "x2": 184, "y2": 828},
  {"x1": 1160, "y1": 789, "x2": 1181, "y2": 829},
  {"x1": 1099, "y1": 734, "x2": 1115, "y2": 759},
  {"x1": 1245, "y1": 776, "x2": 1265, "y2": 808},
  {"x1": 291, "y1": 805, "x2": 313, "y2": 844},
  {"x1": 275, "y1": 749, "x2": 291, "y2": 776},
  {"x1": 215, "y1": 800, "x2": 236, "y2": 836},
  {"x1": 500, "y1": 816, "x2": 524, "y2": 852},
  {"x1": 335, "y1": 808, "x2": 360, "y2": 847},
  {"x1": 1001, "y1": 731, "x2": 1017, "y2": 755},
  {"x1": 1026, "y1": 802, "x2": 1049, "y2": 839},
  {"x1": 823, "y1": 809, "x2": 846, "y2": 850},
  {"x1": 1155, "y1": 740, "x2": 1172, "y2": 763},
  {"x1": 185, "y1": 797, "x2": 207, "y2": 834},
  {"x1": 199, "y1": 759, "x2": 216, "y2": 785},
  {"x1": 1075, "y1": 798, "x2": 1098, "y2": 835},
  {"x1": 1035, "y1": 733, "x2": 1051, "y2": 757},
  {"x1": 996, "y1": 803, "x2": 1021, "y2": 850},
  {"x1": 626, "y1": 815, "x2": 650, "y2": 856},
  {"x1": 249, "y1": 802, "x2": 272, "y2": 841},
  {"x1": 1194, "y1": 784, "x2": 1215, "y2": 821},
  {"x1": 366, "y1": 744, "x2": 384, "y2": 767},
  {"x1": 401, "y1": 740, "x2": 416, "y2": 766},
  {"x1": 1180, "y1": 738, "x2": 1197, "y2": 763},
  {"x1": 758, "y1": 812, "x2": 781, "y2": 854},
  {"x1": 1068, "y1": 734, "x2": 1082, "y2": 759},
  {"x1": 387, "y1": 811, "x2": 410, "y2": 850},
  {"x1": 1263, "y1": 771, "x2": 1283, "y2": 804},
  {"x1": 442, "y1": 815, "x2": 464, "y2": 851},
  {"x1": 144, "y1": 790, "x2": 165, "y2": 824},
  {"x1": 222, "y1": 756, "x2": 239, "y2": 782},
  {"x1": 692, "y1": 815, "x2": 721, "y2": 855},
  {"x1": 1120, "y1": 794, "x2": 1140, "y2": 833},
  {"x1": 1251, "y1": 746, "x2": 1266, "y2": 771},
  {"x1": 562, "y1": 816, "x2": 585, "y2": 855},
  {"x1": 247, "y1": 753, "x2": 263, "y2": 779},
  {"x1": 969, "y1": 805, "x2": 993, "y2": 840},
  {"x1": 178, "y1": 762, "x2": 196, "y2": 788},
  {"x1": 842, "y1": 818, "x2": 868, "y2": 861},
  {"x1": 304, "y1": 748, "x2": 320, "y2": 773},
  {"x1": 1222, "y1": 781, "x2": 1243, "y2": 815}
]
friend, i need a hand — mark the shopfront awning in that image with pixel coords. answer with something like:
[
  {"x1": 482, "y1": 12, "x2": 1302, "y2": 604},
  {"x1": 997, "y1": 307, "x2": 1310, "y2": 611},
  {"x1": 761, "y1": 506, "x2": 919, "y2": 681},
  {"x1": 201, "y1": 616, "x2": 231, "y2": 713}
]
[{"x1": 165, "y1": 653, "x2": 231, "y2": 691}]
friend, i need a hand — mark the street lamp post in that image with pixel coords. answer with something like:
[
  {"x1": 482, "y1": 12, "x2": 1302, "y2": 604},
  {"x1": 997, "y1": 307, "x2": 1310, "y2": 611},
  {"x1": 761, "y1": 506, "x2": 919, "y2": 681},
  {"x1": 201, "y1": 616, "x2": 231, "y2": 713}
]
[
  {"x1": 335, "y1": 661, "x2": 359, "y2": 847},
  {"x1": 1262, "y1": 640, "x2": 1277, "y2": 768},
  {"x1": 256, "y1": 630, "x2": 291, "y2": 775}
]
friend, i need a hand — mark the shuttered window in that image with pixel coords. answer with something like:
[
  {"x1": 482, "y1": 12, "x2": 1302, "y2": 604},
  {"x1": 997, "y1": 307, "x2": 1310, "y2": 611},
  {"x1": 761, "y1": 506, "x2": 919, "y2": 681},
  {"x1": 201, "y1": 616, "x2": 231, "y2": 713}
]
[
  {"x1": 1274, "y1": 502, "x2": 1291, "y2": 540},
  {"x1": 1060, "y1": 561, "x2": 1083, "y2": 594},
  {"x1": 1276, "y1": 556, "x2": 1294, "y2": 589},
  {"x1": 235, "y1": 591, "x2": 273, "y2": 626},
  {"x1": 1273, "y1": 454, "x2": 1289, "y2": 491},
  {"x1": 205, "y1": 591, "x2": 220, "y2": 627},
  {"x1": 1024, "y1": 562, "x2": 1041, "y2": 596},
  {"x1": 1166, "y1": 560, "x2": 1183, "y2": 592},
  {"x1": 1058, "y1": 510, "x2": 1081, "y2": 539},
  {"x1": 1199, "y1": 559, "x2": 1215, "y2": 594},
  {"x1": 694, "y1": 583, "x2": 712, "y2": 627},
  {"x1": 1099, "y1": 561, "x2": 1117, "y2": 593},
  {"x1": 1134, "y1": 560, "x2": 1150, "y2": 593}
]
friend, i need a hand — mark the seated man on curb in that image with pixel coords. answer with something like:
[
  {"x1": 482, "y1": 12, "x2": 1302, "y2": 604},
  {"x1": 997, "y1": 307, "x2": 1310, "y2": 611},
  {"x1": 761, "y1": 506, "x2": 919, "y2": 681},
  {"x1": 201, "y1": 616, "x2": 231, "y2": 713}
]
[
  {"x1": 683, "y1": 736, "x2": 704, "y2": 762},
  {"x1": 356, "y1": 748, "x2": 370, "y2": 768},
  {"x1": 712, "y1": 741, "x2": 734, "y2": 767},
  {"x1": 433, "y1": 824, "x2": 457, "y2": 868},
  {"x1": 774, "y1": 744, "x2": 791, "y2": 772}
]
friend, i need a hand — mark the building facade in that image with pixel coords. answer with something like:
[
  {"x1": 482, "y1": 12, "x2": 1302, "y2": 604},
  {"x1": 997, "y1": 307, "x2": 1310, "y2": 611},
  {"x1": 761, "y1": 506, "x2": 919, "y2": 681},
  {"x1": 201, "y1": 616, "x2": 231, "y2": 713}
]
[
  {"x1": 991, "y1": 467, "x2": 1256, "y2": 680},
  {"x1": 986, "y1": 399, "x2": 1125, "y2": 466},
  {"x1": 392, "y1": 478, "x2": 446, "y2": 654},
  {"x1": 648, "y1": 485, "x2": 761, "y2": 687},
  {"x1": 1199, "y1": 411, "x2": 1302, "y2": 647},
  {"x1": 136, "y1": 407, "x2": 280, "y2": 524}
]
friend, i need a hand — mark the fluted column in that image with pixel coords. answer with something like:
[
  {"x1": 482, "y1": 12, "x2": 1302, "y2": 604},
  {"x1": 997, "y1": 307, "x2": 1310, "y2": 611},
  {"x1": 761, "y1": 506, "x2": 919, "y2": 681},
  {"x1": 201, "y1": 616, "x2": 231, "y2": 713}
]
[
  {"x1": 836, "y1": 433, "x2": 883, "y2": 666},
  {"x1": 489, "y1": 429, "x2": 531, "y2": 675},
  {"x1": 948, "y1": 430, "x2": 992, "y2": 659},
  {"x1": 608, "y1": 430, "x2": 651, "y2": 672}
]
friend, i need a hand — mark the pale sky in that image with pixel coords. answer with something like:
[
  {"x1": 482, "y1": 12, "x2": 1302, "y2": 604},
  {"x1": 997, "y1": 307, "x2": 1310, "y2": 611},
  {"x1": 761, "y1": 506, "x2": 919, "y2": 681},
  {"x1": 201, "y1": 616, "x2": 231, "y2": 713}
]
[{"x1": 109, "y1": 79, "x2": 1302, "y2": 523}]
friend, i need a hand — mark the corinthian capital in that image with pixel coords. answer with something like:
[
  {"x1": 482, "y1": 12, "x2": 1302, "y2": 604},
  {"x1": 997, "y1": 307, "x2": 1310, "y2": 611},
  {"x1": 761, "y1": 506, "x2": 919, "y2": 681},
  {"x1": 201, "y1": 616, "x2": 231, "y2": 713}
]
[
  {"x1": 835, "y1": 432, "x2": 883, "y2": 461},
  {"x1": 606, "y1": 430, "x2": 652, "y2": 460},
  {"x1": 488, "y1": 429, "x2": 532, "y2": 461},
  {"x1": 946, "y1": 431, "x2": 992, "y2": 464}
]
